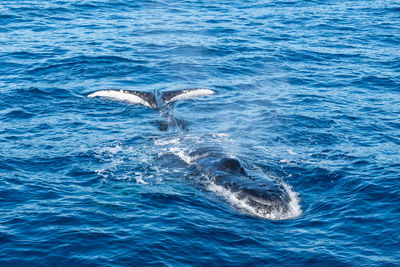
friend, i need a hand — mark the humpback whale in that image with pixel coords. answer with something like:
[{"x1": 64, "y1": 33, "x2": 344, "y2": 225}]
[
  {"x1": 188, "y1": 149, "x2": 291, "y2": 216},
  {"x1": 88, "y1": 88, "x2": 295, "y2": 219}
]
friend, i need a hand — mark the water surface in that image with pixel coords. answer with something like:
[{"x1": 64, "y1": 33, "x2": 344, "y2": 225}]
[{"x1": 1, "y1": 0, "x2": 399, "y2": 265}]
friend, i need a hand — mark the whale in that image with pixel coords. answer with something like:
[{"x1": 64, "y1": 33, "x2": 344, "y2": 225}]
[
  {"x1": 88, "y1": 88, "x2": 294, "y2": 218},
  {"x1": 187, "y1": 148, "x2": 290, "y2": 216}
]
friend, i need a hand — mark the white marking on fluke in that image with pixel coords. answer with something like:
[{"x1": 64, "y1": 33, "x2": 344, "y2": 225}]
[
  {"x1": 165, "y1": 88, "x2": 214, "y2": 103},
  {"x1": 87, "y1": 90, "x2": 152, "y2": 107}
]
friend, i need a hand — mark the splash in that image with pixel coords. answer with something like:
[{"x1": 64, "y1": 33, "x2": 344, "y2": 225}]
[{"x1": 207, "y1": 181, "x2": 302, "y2": 220}]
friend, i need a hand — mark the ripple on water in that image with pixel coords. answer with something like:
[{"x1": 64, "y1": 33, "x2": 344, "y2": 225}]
[{"x1": 0, "y1": 0, "x2": 400, "y2": 265}]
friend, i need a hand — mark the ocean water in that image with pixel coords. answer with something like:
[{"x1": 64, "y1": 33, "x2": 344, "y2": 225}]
[{"x1": 1, "y1": 0, "x2": 400, "y2": 265}]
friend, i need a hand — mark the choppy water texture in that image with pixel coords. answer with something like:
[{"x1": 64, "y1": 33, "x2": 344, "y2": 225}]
[{"x1": 1, "y1": 0, "x2": 400, "y2": 265}]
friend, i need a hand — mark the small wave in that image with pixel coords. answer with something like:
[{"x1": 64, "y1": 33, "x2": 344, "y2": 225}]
[
  {"x1": 154, "y1": 137, "x2": 181, "y2": 146},
  {"x1": 27, "y1": 55, "x2": 147, "y2": 79},
  {"x1": 167, "y1": 147, "x2": 195, "y2": 164},
  {"x1": 207, "y1": 181, "x2": 302, "y2": 220},
  {"x1": 210, "y1": 133, "x2": 229, "y2": 138},
  {"x1": 158, "y1": 140, "x2": 219, "y2": 165},
  {"x1": 3, "y1": 109, "x2": 35, "y2": 120},
  {"x1": 94, "y1": 143, "x2": 124, "y2": 158}
]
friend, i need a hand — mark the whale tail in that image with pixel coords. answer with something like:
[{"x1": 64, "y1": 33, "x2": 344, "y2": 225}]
[{"x1": 87, "y1": 88, "x2": 214, "y2": 109}]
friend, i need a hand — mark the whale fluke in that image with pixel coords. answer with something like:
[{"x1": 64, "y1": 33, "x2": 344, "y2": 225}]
[{"x1": 87, "y1": 88, "x2": 214, "y2": 109}]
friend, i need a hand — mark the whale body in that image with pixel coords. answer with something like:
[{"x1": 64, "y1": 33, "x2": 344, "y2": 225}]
[{"x1": 188, "y1": 149, "x2": 290, "y2": 216}]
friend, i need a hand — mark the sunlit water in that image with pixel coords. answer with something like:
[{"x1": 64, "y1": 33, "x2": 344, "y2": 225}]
[{"x1": 1, "y1": 0, "x2": 399, "y2": 265}]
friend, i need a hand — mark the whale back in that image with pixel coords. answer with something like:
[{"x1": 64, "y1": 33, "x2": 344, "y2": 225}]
[{"x1": 215, "y1": 158, "x2": 246, "y2": 174}]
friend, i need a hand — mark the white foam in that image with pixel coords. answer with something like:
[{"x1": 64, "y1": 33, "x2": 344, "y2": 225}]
[
  {"x1": 287, "y1": 149, "x2": 298, "y2": 155},
  {"x1": 103, "y1": 144, "x2": 123, "y2": 154},
  {"x1": 166, "y1": 88, "x2": 214, "y2": 103},
  {"x1": 281, "y1": 181, "x2": 302, "y2": 219},
  {"x1": 154, "y1": 137, "x2": 181, "y2": 146},
  {"x1": 134, "y1": 172, "x2": 149, "y2": 184},
  {"x1": 166, "y1": 144, "x2": 206, "y2": 165},
  {"x1": 207, "y1": 181, "x2": 302, "y2": 220},
  {"x1": 154, "y1": 135, "x2": 205, "y2": 165},
  {"x1": 88, "y1": 90, "x2": 151, "y2": 107},
  {"x1": 210, "y1": 133, "x2": 229, "y2": 138},
  {"x1": 168, "y1": 147, "x2": 192, "y2": 164},
  {"x1": 95, "y1": 169, "x2": 109, "y2": 179}
]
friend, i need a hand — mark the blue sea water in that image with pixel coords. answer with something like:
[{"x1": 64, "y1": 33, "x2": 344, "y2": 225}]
[{"x1": 1, "y1": 0, "x2": 400, "y2": 265}]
